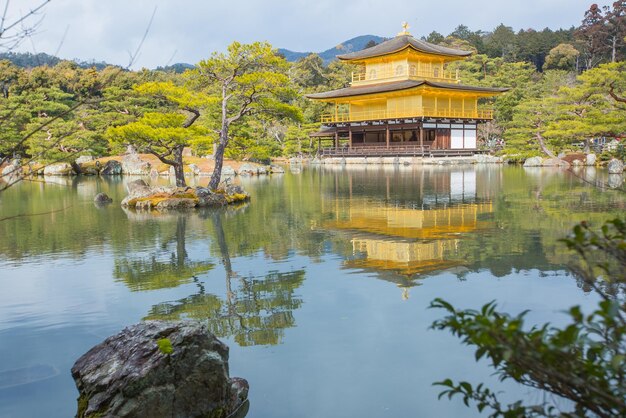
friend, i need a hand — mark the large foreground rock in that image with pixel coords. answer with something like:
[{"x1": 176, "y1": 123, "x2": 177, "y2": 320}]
[
  {"x1": 71, "y1": 321, "x2": 248, "y2": 418},
  {"x1": 608, "y1": 158, "x2": 624, "y2": 174}
]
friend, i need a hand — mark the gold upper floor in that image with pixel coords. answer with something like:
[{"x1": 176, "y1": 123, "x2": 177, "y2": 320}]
[{"x1": 351, "y1": 52, "x2": 461, "y2": 86}]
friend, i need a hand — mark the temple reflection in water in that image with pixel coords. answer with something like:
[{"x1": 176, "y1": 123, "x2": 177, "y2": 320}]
[{"x1": 318, "y1": 166, "x2": 499, "y2": 296}]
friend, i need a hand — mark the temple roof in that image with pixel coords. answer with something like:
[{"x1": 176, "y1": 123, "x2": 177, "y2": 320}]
[
  {"x1": 337, "y1": 34, "x2": 472, "y2": 61},
  {"x1": 306, "y1": 80, "x2": 509, "y2": 100}
]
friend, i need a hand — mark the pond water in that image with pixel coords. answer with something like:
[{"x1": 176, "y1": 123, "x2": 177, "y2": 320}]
[{"x1": 0, "y1": 165, "x2": 624, "y2": 417}]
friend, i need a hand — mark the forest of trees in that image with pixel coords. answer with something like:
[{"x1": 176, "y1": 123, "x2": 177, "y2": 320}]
[{"x1": 1, "y1": 2, "x2": 626, "y2": 172}]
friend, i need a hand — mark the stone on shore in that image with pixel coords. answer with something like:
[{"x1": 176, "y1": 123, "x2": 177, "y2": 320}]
[
  {"x1": 100, "y1": 160, "x2": 122, "y2": 175},
  {"x1": 237, "y1": 163, "x2": 258, "y2": 176},
  {"x1": 585, "y1": 153, "x2": 596, "y2": 166},
  {"x1": 523, "y1": 156, "x2": 542, "y2": 167},
  {"x1": 270, "y1": 165, "x2": 285, "y2": 173},
  {"x1": 188, "y1": 163, "x2": 201, "y2": 176},
  {"x1": 71, "y1": 321, "x2": 248, "y2": 418},
  {"x1": 121, "y1": 153, "x2": 151, "y2": 176},
  {"x1": 474, "y1": 154, "x2": 503, "y2": 164},
  {"x1": 608, "y1": 158, "x2": 624, "y2": 174},
  {"x1": 543, "y1": 158, "x2": 569, "y2": 167},
  {"x1": 75, "y1": 156, "x2": 94, "y2": 165},
  {"x1": 1, "y1": 161, "x2": 22, "y2": 179},
  {"x1": 221, "y1": 165, "x2": 236, "y2": 177},
  {"x1": 43, "y1": 162, "x2": 74, "y2": 176}
]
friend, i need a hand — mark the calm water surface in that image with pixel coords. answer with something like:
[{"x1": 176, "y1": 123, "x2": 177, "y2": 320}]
[{"x1": 0, "y1": 165, "x2": 624, "y2": 417}]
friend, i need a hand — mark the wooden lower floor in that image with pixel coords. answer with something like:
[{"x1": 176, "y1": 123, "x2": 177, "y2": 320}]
[{"x1": 313, "y1": 119, "x2": 483, "y2": 157}]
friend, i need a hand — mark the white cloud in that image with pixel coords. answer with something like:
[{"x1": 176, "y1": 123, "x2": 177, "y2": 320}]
[{"x1": 9, "y1": 0, "x2": 613, "y2": 69}]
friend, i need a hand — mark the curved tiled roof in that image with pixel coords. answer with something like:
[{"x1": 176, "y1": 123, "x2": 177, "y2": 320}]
[
  {"x1": 337, "y1": 35, "x2": 472, "y2": 61},
  {"x1": 306, "y1": 80, "x2": 508, "y2": 100}
]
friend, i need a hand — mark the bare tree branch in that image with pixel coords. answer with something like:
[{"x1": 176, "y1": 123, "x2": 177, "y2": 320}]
[
  {"x1": 127, "y1": 6, "x2": 156, "y2": 69},
  {"x1": 0, "y1": 0, "x2": 50, "y2": 51}
]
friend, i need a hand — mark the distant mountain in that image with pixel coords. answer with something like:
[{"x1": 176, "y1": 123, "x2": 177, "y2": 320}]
[
  {"x1": 278, "y1": 34, "x2": 386, "y2": 63},
  {"x1": 2, "y1": 34, "x2": 387, "y2": 71},
  {"x1": 155, "y1": 63, "x2": 195, "y2": 73},
  {"x1": 0, "y1": 52, "x2": 114, "y2": 70}
]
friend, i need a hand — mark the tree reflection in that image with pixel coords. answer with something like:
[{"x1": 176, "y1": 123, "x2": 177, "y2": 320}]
[
  {"x1": 144, "y1": 210, "x2": 305, "y2": 347},
  {"x1": 145, "y1": 269, "x2": 305, "y2": 346},
  {"x1": 114, "y1": 215, "x2": 214, "y2": 291}
]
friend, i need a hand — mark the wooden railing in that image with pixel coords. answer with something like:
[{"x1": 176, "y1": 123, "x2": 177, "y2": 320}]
[
  {"x1": 321, "y1": 108, "x2": 494, "y2": 123},
  {"x1": 322, "y1": 144, "x2": 430, "y2": 157},
  {"x1": 351, "y1": 67, "x2": 460, "y2": 85},
  {"x1": 320, "y1": 144, "x2": 486, "y2": 157}
]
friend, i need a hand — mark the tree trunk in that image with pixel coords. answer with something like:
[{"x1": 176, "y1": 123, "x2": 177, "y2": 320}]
[
  {"x1": 612, "y1": 36, "x2": 617, "y2": 63},
  {"x1": 173, "y1": 145, "x2": 186, "y2": 187},
  {"x1": 209, "y1": 127, "x2": 228, "y2": 191},
  {"x1": 536, "y1": 132, "x2": 556, "y2": 159},
  {"x1": 175, "y1": 215, "x2": 187, "y2": 267},
  {"x1": 70, "y1": 161, "x2": 81, "y2": 175}
]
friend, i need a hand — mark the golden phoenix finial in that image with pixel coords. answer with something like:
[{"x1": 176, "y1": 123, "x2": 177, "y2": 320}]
[{"x1": 398, "y1": 21, "x2": 411, "y2": 36}]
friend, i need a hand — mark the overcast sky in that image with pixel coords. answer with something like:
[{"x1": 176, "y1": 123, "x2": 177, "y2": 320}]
[{"x1": 10, "y1": 0, "x2": 612, "y2": 69}]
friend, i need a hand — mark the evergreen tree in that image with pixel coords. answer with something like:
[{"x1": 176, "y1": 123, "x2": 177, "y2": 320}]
[
  {"x1": 576, "y1": 4, "x2": 609, "y2": 69},
  {"x1": 186, "y1": 42, "x2": 301, "y2": 190}
]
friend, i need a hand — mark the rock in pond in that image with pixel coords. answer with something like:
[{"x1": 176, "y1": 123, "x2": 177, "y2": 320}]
[
  {"x1": 121, "y1": 182, "x2": 249, "y2": 210},
  {"x1": 71, "y1": 321, "x2": 249, "y2": 418},
  {"x1": 608, "y1": 158, "x2": 624, "y2": 174},
  {"x1": 94, "y1": 193, "x2": 113, "y2": 205}
]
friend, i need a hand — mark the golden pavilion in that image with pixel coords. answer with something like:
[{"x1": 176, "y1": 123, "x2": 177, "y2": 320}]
[{"x1": 307, "y1": 24, "x2": 508, "y2": 156}]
